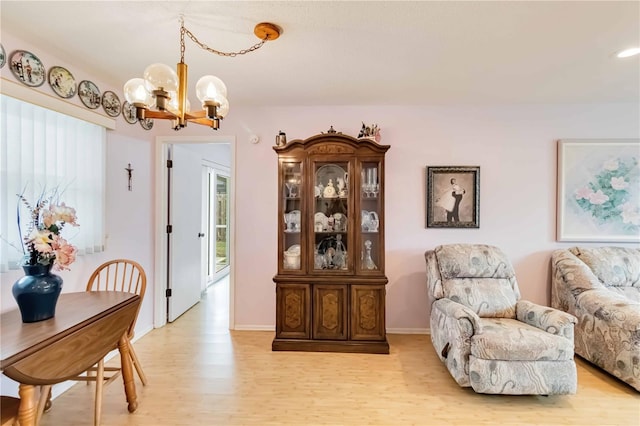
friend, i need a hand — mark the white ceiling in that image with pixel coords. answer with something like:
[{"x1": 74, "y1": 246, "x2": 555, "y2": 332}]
[{"x1": 2, "y1": 1, "x2": 639, "y2": 108}]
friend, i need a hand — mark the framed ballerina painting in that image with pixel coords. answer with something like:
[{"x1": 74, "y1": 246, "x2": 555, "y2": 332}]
[{"x1": 426, "y1": 166, "x2": 480, "y2": 228}]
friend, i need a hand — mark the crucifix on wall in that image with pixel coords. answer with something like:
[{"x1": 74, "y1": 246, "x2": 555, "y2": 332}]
[{"x1": 125, "y1": 163, "x2": 134, "y2": 191}]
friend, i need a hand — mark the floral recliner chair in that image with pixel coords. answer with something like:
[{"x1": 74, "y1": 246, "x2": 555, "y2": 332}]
[
  {"x1": 551, "y1": 247, "x2": 640, "y2": 391},
  {"x1": 425, "y1": 244, "x2": 578, "y2": 395}
]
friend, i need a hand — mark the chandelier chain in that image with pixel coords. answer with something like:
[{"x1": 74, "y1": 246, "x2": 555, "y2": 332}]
[{"x1": 180, "y1": 21, "x2": 268, "y2": 59}]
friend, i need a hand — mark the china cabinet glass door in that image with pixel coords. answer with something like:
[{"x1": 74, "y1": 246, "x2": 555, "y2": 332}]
[
  {"x1": 358, "y1": 161, "x2": 382, "y2": 273},
  {"x1": 282, "y1": 161, "x2": 302, "y2": 271},
  {"x1": 312, "y1": 161, "x2": 351, "y2": 272}
]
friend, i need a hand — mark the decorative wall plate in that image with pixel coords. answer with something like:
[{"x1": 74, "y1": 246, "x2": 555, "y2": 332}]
[
  {"x1": 122, "y1": 101, "x2": 137, "y2": 124},
  {"x1": 48, "y1": 66, "x2": 76, "y2": 98},
  {"x1": 78, "y1": 80, "x2": 101, "y2": 109},
  {"x1": 0, "y1": 44, "x2": 6, "y2": 68},
  {"x1": 140, "y1": 118, "x2": 154, "y2": 130},
  {"x1": 101, "y1": 91, "x2": 121, "y2": 117},
  {"x1": 9, "y1": 50, "x2": 45, "y2": 87}
]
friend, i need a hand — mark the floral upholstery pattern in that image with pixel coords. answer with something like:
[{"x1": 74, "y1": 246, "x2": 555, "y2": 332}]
[
  {"x1": 569, "y1": 247, "x2": 640, "y2": 287},
  {"x1": 426, "y1": 244, "x2": 578, "y2": 395},
  {"x1": 472, "y1": 318, "x2": 574, "y2": 361},
  {"x1": 551, "y1": 247, "x2": 640, "y2": 392},
  {"x1": 443, "y1": 278, "x2": 518, "y2": 318}
]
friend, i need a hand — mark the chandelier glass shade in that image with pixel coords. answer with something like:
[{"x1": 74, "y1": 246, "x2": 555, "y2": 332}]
[{"x1": 123, "y1": 18, "x2": 280, "y2": 130}]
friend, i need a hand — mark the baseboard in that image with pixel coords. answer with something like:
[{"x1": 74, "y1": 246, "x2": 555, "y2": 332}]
[
  {"x1": 233, "y1": 325, "x2": 276, "y2": 331},
  {"x1": 131, "y1": 324, "x2": 154, "y2": 342},
  {"x1": 231, "y1": 325, "x2": 430, "y2": 335},
  {"x1": 387, "y1": 328, "x2": 430, "y2": 335}
]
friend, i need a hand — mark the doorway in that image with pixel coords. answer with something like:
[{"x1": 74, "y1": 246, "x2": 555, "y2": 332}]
[{"x1": 154, "y1": 136, "x2": 235, "y2": 329}]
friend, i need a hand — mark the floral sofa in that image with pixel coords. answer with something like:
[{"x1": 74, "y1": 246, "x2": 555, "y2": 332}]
[
  {"x1": 426, "y1": 244, "x2": 578, "y2": 395},
  {"x1": 551, "y1": 247, "x2": 640, "y2": 391}
]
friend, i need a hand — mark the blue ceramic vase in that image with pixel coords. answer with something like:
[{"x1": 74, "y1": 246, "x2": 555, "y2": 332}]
[{"x1": 12, "y1": 264, "x2": 63, "y2": 323}]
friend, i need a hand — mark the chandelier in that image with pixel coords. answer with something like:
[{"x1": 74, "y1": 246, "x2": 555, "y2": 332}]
[{"x1": 123, "y1": 17, "x2": 281, "y2": 130}]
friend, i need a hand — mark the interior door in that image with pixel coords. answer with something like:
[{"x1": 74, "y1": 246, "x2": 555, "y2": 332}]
[{"x1": 168, "y1": 144, "x2": 204, "y2": 322}]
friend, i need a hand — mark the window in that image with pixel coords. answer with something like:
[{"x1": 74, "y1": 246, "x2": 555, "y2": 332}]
[{"x1": 0, "y1": 95, "x2": 106, "y2": 272}]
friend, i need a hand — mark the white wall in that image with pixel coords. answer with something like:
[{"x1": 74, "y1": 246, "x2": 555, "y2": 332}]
[
  {"x1": 1, "y1": 30, "x2": 639, "y2": 345},
  {"x1": 181, "y1": 143, "x2": 232, "y2": 168},
  {"x1": 214, "y1": 104, "x2": 640, "y2": 331}
]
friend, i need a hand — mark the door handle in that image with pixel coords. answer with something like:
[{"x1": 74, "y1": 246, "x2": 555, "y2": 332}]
[{"x1": 198, "y1": 232, "x2": 205, "y2": 238}]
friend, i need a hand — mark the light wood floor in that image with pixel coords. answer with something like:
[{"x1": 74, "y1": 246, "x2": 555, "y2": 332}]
[{"x1": 40, "y1": 279, "x2": 639, "y2": 426}]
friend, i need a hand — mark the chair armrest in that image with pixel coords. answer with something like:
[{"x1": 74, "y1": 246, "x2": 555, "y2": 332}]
[
  {"x1": 432, "y1": 298, "x2": 483, "y2": 335},
  {"x1": 575, "y1": 289, "x2": 640, "y2": 332},
  {"x1": 425, "y1": 250, "x2": 444, "y2": 301},
  {"x1": 552, "y1": 249, "x2": 607, "y2": 293},
  {"x1": 516, "y1": 300, "x2": 577, "y2": 340}
]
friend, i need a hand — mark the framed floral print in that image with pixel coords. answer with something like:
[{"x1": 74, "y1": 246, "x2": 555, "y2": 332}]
[
  {"x1": 557, "y1": 139, "x2": 640, "y2": 242},
  {"x1": 101, "y1": 91, "x2": 121, "y2": 117},
  {"x1": 48, "y1": 66, "x2": 76, "y2": 98},
  {"x1": 9, "y1": 50, "x2": 45, "y2": 87},
  {"x1": 426, "y1": 166, "x2": 480, "y2": 228},
  {"x1": 78, "y1": 80, "x2": 101, "y2": 109}
]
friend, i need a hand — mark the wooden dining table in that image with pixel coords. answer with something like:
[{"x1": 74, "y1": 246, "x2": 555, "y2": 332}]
[{"x1": 1, "y1": 291, "x2": 141, "y2": 426}]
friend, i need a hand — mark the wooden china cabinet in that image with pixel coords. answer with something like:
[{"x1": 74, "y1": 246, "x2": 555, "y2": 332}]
[{"x1": 273, "y1": 130, "x2": 390, "y2": 354}]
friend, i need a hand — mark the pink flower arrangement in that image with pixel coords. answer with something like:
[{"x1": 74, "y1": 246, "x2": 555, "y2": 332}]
[{"x1": 18, "y1": 191, "x2": 79, "y2": 271}]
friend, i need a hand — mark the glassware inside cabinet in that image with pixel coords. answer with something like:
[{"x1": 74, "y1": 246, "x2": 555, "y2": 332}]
[
  {"x1": 282, "y1": 162, "x2": 302, "y2": 270},
  {"x1": 360, "y1": 162, "x2": 380, "y2": 199},
  {"x1": 283, "y1": 162, "x2": 301, "y2": 200},
  {"x1": 360, "y1": 161, "x2": 381, "y2": 271},
  {"x1": 313, "y1": 161, "x2": 349, "y2": 271}
]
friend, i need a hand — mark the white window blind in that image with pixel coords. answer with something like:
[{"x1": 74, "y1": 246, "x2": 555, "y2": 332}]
[{"x1": 0, "y1": 94, "x2": 106, "y2": 272}]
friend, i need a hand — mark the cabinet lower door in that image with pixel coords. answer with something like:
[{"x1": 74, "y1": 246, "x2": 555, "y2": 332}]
[
  {"x1": 313, "y1": 284, "x2": 348, "y2": 340},
  {"x1": 276, "y1": 283, "x2": 310, "y2": 339},
  {"x1": 350, "y1": 285, "x2": 386, "y2": 341}
]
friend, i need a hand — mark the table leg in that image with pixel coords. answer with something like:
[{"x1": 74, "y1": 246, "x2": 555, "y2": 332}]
[
  {"x1": 18, "y1": 383, "x2": 37, "y2": 426},
  {"x1": 118, "y1": 335, "x2": 138, "y2": 413}
]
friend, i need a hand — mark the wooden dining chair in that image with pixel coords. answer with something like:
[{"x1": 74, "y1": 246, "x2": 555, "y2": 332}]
[
  {"x1": 0, "y1": 396, "x2": 19, "y2": 426},
  {"x1": 72, "y1": 259, "x2": 148, "y2": 425},
  {"x1": 2, "y1": 385, "x2": 50, "y2": 426}
]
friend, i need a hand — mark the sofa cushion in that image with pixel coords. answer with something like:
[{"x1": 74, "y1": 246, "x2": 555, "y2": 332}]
[
  {"x1": 471, "y1": 318, "x2": 574, "y2": 361},
  {"x1": 435, "y1": 244, "x2": 516, "y2": 280},
  {"x1": 570, "y1": 247, "x2": 640, "y2": 288},
  {"x1": 443, "y1": 278, "x2": 517, "y2": 318},
  {"x1": 607, "y1": 286, "x2": 640, "y2": 302}
]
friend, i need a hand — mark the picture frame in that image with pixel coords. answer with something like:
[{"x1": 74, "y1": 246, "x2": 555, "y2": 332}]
[
  {"x1": 557, "y1": 139, "x2": 640, "y2": 242},
  {"x1": 426, "y1": 166, "x2": 480, "y2": 228}
]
